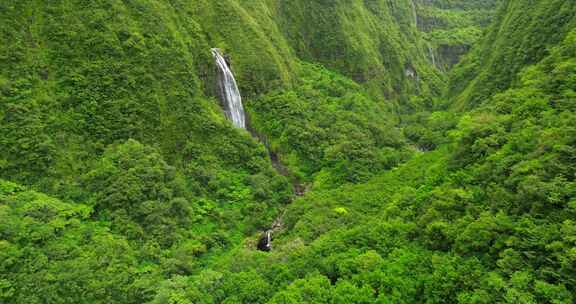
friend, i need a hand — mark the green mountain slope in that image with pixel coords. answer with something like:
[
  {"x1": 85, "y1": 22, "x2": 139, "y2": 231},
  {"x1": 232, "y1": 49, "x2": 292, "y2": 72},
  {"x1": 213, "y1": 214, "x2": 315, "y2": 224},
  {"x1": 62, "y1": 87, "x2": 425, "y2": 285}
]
[
  {"x1": 417, "y1": 0, "x2": 498, "y2": 70},
  {"x1": 4, "y1": 0, "x2": 574, "y2": 303},
  {"x1": 0, "y1": 0, "x2": 434, "y2": 191},
  {"x1": 449, "y1": 0, "x2": 576, "y2": 109},
  {"x1": 271, "y1": 0, "x2": 443, "y2": 99},
  {"x1": 202, "y1": 24, "x2": 576, "y2": 303},
  {"x1": 0, "y1": 0, "x2": 456, "y2": 302},
  {"x1": 153, "y1": 1, "x2": 574, "y2": 303},
  {"x1": 0, "y1": 179, "x2": 139, "y2": 303}
]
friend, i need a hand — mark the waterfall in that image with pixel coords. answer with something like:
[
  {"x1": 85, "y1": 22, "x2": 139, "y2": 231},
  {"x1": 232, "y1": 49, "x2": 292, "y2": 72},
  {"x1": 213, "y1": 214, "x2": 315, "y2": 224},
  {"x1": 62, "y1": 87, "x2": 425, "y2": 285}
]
[
  {"x1": 257, "y1": 230, "x2": 272, "y2": 252},
  {"x1": 410, "y1": 0, "x2": 418, "y2": 29},
  {"x1": 211, "y1": 48, "x2": 246, "y2": 129},
  {"x1": 428, "y1": 43, "x2": 437, "y2": 68}
]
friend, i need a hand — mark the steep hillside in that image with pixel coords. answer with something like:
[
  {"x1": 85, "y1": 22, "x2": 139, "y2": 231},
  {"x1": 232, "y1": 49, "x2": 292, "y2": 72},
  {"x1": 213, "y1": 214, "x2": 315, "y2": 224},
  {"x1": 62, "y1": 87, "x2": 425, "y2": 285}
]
[
  {"x1": 212, "y1": 25, "x2": 576, "y2": 303},
  {"x1": 146, "y1": 1, "x2": 575, "y2": 303},
  {"x1": 417, "y1": 0, "x2": 498, "y2": 70},
  {"x1": 0, "y1": 0, "x2": 459, "y2": 192},
  {"x1": 0, "y1": 0, "x2": 461, "y2": 302},
  {"x1": 1, "y1": 0, "x2": 302, "y2": 257},
  {"x1": 449, "y1": 0, "x2": 576, "y2": 109},
  {"x1": 7, "y1": 0, "x2": 572, "y2": 303},
  {"x1": 270, "y1": 0, "x2": 444, "y2": 99}
]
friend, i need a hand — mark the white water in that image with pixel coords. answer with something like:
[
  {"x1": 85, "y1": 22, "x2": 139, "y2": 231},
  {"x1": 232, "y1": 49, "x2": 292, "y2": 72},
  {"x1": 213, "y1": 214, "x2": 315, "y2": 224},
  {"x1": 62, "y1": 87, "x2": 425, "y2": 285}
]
[
  {"x1": 265, "y1": 230, "x2": 271, "y2": 250},
  {"x1": 211, "y1": 48, "x2": 246, "y2": 129},
  {"x1": 428, "y1": 43, "x2": 437, "y2": 68},
  {"x1": 411, "y1": 0, "x2": 418, "y2": 29}
]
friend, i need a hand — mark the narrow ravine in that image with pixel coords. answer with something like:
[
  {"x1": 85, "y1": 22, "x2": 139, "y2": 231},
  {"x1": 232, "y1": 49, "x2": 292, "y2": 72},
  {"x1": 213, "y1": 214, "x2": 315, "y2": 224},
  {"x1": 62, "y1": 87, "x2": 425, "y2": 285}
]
[
  {"x1": 212, "y1": 48, "x2": 308, "y2": 252},
  {"x1": 249, "y1": 125, "x2": 309, "y2": 251}
]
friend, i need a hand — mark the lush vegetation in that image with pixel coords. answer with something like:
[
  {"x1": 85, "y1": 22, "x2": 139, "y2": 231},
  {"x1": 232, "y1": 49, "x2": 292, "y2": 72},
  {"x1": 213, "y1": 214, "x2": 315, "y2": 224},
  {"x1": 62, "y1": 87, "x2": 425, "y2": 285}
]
[
  {"x1": 2, "y1": 0, "x2": 575, "y2": 303},
  {"x1": 449, "y1": 0, "x2": 576, "y2": 109},
  {"x1": 248, "y1": 64, "x2": 409, "y2": 186},
  {"x1": 417, "y1": 0, "x2": 498, "y2": 70}
]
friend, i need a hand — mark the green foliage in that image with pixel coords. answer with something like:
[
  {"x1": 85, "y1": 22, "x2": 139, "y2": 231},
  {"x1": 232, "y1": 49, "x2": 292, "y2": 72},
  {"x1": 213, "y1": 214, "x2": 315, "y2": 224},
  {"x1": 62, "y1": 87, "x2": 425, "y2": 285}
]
[
  {"x1": 249, "y1": 64, "x2": 410, "y2": 185},
  {"x1": 1, "y1": 0, "x2": 574, "y2": 303},
  {"x1": 417, "y1": 0, "x2": 498, "y2": 70},
  {"x1": 0, "y1": 1, "x2": 298, "y2": 300},
  {"x1": 0, "y1": 180, "x2": 146, "y2": 303},
  {"x1": 450, "y1": 0, "x2": 576, "y2": 109},
  {"x1": 83, "y1": 139, "x2": 192, "y2": 246},
  {"x1": 273, "y1": 0, "x2": 447, "y2": 99},
  {"x1": 402, "y1": 110, "x2": 459, "y2": 151},
  {"x1": 174, "y1": 7, "x2": 575, "y2": 304}
]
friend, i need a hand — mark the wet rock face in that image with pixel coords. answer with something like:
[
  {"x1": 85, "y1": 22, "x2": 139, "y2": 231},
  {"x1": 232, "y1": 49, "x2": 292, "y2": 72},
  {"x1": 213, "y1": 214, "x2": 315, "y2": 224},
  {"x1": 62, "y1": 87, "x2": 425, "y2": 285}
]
[{"x1": 257, "y1": 231, "x2": 272, "y2": 252}]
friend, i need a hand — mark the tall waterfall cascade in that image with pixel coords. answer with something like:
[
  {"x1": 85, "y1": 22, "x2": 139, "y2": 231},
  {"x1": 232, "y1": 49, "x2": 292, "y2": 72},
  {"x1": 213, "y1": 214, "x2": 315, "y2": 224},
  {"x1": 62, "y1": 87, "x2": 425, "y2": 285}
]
[
  {"x1": 211, "y1": 48, "x2": 246, "y2": 129},
  {"x1": 428, "y1": 43, "x2": 437, "y2": 68},
  {"x1": 410, "y1": 0, "x2": 418, "y2": 28}
]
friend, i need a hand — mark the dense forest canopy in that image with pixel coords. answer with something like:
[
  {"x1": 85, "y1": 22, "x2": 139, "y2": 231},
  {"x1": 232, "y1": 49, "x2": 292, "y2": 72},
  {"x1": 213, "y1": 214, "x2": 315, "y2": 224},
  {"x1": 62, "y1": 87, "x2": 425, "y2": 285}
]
[{"x1": 1, "y1": 0, "x2": 575, "y2": 303}]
